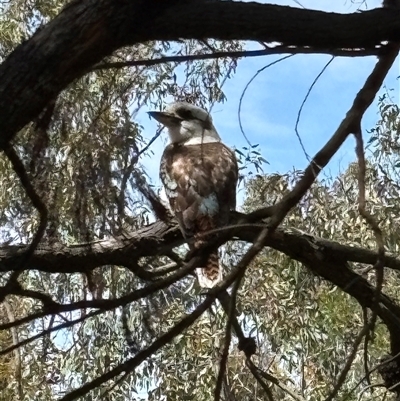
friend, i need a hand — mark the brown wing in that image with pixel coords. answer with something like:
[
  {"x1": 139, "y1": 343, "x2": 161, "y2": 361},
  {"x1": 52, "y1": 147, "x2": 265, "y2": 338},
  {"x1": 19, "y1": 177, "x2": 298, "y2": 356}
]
[
  {"x1": 160, "y1": 141, "x2": 238, "y2": 288},
  {"x1": 159, "y1": 142, "x2": 238, "y2": 238}
]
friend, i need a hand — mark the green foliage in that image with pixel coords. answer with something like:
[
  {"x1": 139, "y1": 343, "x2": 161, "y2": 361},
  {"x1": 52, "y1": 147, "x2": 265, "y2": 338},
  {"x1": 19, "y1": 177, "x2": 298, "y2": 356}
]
[
  {"x1": 0, "y1": 0, "x2": 243, "y2": 399},
  {"x1": 0, "y1": 312, "x2": 14, "y2": 397},
  {"x1": 0, "y1": 1, "x2": 399, "y2": 400},
  {"x1": 237, "y1": 95, "x2": 400, "y2": 399}
]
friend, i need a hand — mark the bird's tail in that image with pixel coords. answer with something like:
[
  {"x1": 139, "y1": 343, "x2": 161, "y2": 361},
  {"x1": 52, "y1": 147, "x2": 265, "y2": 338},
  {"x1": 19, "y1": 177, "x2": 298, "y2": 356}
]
[{"x1": 193, "y1": 236, "x2": 223, "y2": 288}]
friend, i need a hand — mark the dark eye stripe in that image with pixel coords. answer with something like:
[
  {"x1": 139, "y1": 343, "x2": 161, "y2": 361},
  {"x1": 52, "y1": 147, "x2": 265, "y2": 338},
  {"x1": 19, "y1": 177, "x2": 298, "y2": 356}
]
[
  {"x1": 175, "y1": 108, "x2": 194, "y2": 120},
  {"x1": 173, "y1": 108, "x2": 212, "y2": 130}
]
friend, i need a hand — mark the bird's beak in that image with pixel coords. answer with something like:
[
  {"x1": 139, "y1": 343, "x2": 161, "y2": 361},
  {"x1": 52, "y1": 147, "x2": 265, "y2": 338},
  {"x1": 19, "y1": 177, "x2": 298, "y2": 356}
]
[{"x1": 148, "y1": 111, "x2": 182, "y2": 126}]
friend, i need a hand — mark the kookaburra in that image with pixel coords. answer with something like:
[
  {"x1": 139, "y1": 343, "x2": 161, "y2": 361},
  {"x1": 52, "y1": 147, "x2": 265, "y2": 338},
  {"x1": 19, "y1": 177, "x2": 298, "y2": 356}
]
[{"x1": 148, "y1": 102, "x2": 238, "y2": 288}]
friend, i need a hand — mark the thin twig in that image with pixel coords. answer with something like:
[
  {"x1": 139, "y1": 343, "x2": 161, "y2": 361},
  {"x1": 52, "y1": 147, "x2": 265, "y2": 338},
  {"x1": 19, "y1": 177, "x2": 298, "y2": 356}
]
[
  {"x1": 247, "y1": 358, "x2": 307, "y2": 401},
  {"x1": 251, "y1": 43, "x2": 399, "y2": 226},
  {"x1": 92, "y1": 47, "x2": 379, "y2": 72},
  {"x1": 294, "y1": 56, "x2": 335, "y2": 162},
  {"x1": 246, "y1": 358, "x2": 274, "y2": 401},
  {"x1": 357, "y1": 383, "x2": 386, "y2": 401},
  {"x1": 238, "y1": 55, "x2": 294, "y2": 146},
  {"x1": 132, "y1": 169, "x2": 171, "y2": 222},
  {"x1": 1, "y1": 145, "x2": 48, "y2": 298},
  {"x1": 60, "y1": 295, "x2": 216, "y2": 401},
  {"x1": 354, "y1": 127, "x2": 386, "y2": 391},
  {"x1": 324, "y1": 322, "x2": 372, "y2": 401},
  {"x1": 354, "y1": 130, "x2": 385, "y2": 328},
  {"x1": 362, "y1": 308, "x2": 372, "y2": 387},
  {"x1": 137, "y1": 126, "x2": 165, "y2": 158},
  {"x1": 0, "y1": 256, "x2": 201, "y2": 340},
  {"x1": 3, "y1": 301, "x2": 23, "y2": 400},
  {"x1": 347, "y1": 351, "x2": 400, "y2": 399},
  {"x1": 214, "y1": 227, "x2": 260, "y2": 401},
  {"x1": 60, "y1": 228, "x2": 271, "y2": 401},
  {"x1": 0, "y1": 309, "x2": 103, "y2": 357}
]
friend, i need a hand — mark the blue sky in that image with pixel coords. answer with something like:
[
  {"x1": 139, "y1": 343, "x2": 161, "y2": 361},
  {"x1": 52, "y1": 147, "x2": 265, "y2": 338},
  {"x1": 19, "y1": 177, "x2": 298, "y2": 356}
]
[{"x1": 137, "y1": 0, "x2": 399, "y2": 206}]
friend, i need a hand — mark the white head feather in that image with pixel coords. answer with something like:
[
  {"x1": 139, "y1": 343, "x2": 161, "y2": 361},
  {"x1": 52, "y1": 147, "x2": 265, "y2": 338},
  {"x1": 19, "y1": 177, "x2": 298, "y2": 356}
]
[{"x1": 148, "y1": 102, "x2": 221, "y2": 145}]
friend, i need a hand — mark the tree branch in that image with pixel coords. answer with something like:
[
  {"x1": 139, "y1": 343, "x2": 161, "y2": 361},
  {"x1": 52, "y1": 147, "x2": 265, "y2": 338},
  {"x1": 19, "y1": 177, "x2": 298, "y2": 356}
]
[
  {"x1": 59, "y1": 226, "x2": 271, "y2": 401},
  {"x1": 2, "y1": 214, "x2": 400, "y2": 355},
  {"x1": 3, "y1": 300, "x2": 23, "y2": 400},
  {"x1": 2, "y1": 214, "x2": 400, "y2": 274},
  {"x1": 93, "y1": 46, "x2": 380, "y2": 72},
  {"x1": 1, "y1": 1, "x2": 400, "y2": 147},
  {"x1": 0, "y1": 256, "x2": 202, "y2": 333},
  {"x1": 251, "y1": 43, "x2": 399, "y2": 224}
]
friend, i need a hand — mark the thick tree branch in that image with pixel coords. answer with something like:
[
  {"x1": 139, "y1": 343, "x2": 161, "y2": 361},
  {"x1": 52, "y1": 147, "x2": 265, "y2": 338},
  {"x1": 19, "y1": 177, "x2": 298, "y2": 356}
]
[
  {"x1": 0, "y1": 220, "x2": 183, "y2": 273},
  {"x1": 59, "y1": 228, "x2": 270, "y2": 401},
  {"x1": 1, "y1": 214, "x2": 400, "y2": 396},
  {"x1": 0, "y1": 1, "x2": 400, "y2": 147},
  {"x1": 2, "y1": 213, "x2": 400, "y2": 274},
  {"x1": 2, "y1": 213, "x2": 400, "y2": 337},
  {"x1": 0, "y1": 1, "x2": 399, "y2": 397}
]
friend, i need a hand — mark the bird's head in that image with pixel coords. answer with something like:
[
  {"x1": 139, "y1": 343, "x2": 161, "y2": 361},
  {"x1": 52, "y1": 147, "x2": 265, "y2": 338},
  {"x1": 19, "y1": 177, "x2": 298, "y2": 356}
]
[{"x1": 148, "y1": 102, "x2": 221, "y2": 145}]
